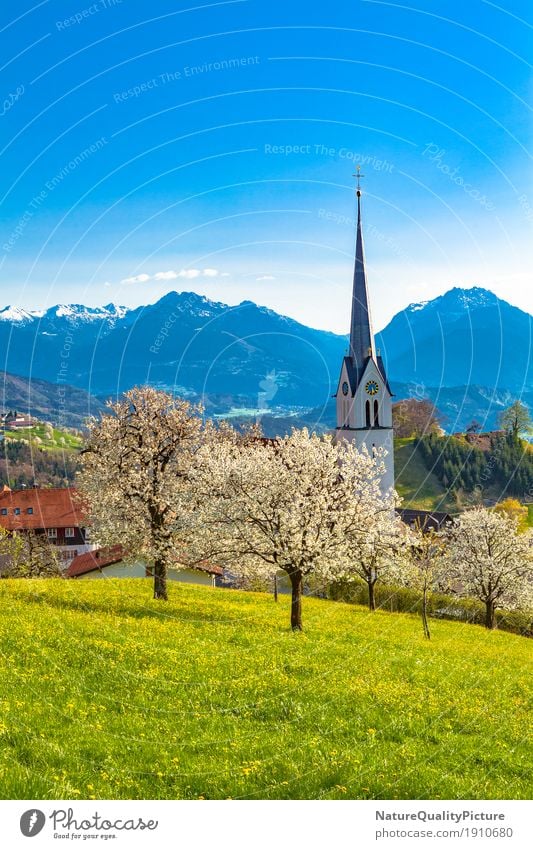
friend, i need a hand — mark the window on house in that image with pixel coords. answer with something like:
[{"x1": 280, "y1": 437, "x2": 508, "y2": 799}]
[
  {"x1": 27, "y1": 507, "x2": 33, "y2": 514},
  {"x1": 65, "y1": 527, "x2": 75, "y2": 538},
  {"x1": 14, "y1": 507, "x2": 20, "y2": 515},
  {"x1": 0, "y1": 508, "x2": 7, "y2": 516},
  {"x1": 365, "y1": 400, "x2": 371, "y2": 428},
  {"x1": 374, "y1": 399, "x2": 379, "y2": 427},
  {"x1": 47, "y1": 528, "x2": 57, "y2": 539}
]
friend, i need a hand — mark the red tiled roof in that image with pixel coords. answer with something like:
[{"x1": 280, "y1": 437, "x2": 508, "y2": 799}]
[
  {"x1": 4, "y1": 418, "x2": 34, "y2": 428},
  {"x1": 452, "y1": 431, "x2": 506, "y2": 452},
  {"x1": 66, "y1": 545, "x2": 125, "y2": 577},
  {"x1": 189, "y1": 560, "x2": 223, "y2": 577},
  {"x1": 0, "y1": 487, "x2": 87, "y2": 531}
]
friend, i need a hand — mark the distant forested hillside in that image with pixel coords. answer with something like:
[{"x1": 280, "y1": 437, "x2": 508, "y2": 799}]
[
  {"x1": 417, "y1": 432, "x2": 533, "y2": 500},
  {"x1": 0, "y1": 441, "x2": 80, "y2": 489}
]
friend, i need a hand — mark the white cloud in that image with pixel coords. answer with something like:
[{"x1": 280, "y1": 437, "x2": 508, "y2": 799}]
[
  {"x1": 177, "y1": 269, "x2": 201, "y2": 279},
  {"x1": 120, "y1": 268, "x2": 222, "y2": 284},
  {"x1": 256, "y1": 275, "x2": 276, "y2": 281},
  {"x1": 120, "y1": 273, "x2": 150, "y2": 285},
  {"x1": 154, "y1": 270, "x2": 179, "y2": 281}
]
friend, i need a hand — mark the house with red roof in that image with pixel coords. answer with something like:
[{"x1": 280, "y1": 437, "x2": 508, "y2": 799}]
[
  {"x1": 1, "y1": 411, "x2": 35, "y2": 430},
  {"x1": 0, "y1": 486, "x2": 223, "y2": 585},
  {"x1": 66, "y1": 545, "x2": 223, "y2": 587},
  {"x1": 0, "y1": 486, "x2": 94, "y2": 564},
  {"x1": 452, "y1": 430, "x2": 506, "y2": 451}
]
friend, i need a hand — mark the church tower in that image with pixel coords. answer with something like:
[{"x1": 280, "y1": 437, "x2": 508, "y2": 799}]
[{"x1": 335, "y1": 172, "x2": 395, "y2": 494}]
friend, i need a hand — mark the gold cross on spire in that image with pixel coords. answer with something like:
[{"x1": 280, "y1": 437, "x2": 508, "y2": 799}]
[{"x1": 353, "y1": 165, "x2": 365, "y2": 197}]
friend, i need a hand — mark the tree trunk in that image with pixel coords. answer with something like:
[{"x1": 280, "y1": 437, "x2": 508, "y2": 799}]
[
  {"x1": 421, "y1": 588, "x2": 431, "y2": 639},
  {"x1": 273, "y1": 574, "x2": 278, "y2": 603},
  {"x1": 367, "y1": 579, "x2": 376, "y2": 611},
  {"x1": 485, "y1": 599, "x2": 495, "y2": 630},
  {"x1": 153, "y1": 558, "x2": 168, "y2": 601},
  {"x1": 289, "y1": 570, "x2": 303, "y2": 631}
]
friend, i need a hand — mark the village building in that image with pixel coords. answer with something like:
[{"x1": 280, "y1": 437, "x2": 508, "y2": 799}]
[
  {"x1": 452, "y1": 430, "x2": 505, "y2": 451},
  {"x1": 0, "y1": 485, "x2": 94, "y2": 563},
  {"x1": 333, "y1": 175, "x2": 458, "y2": 533},
  {"x1": 1, "y1": 411, "x2": 35, "y2": 430},
  {"x1": 334, "y1": 170, "x2": 395, "y2": 495},
  {"x1": 397, "y1": 508, "x2": 454, "y2": 532},
  {"x1": 0, "y1": 485, "x2": 222, "y2": 585},
  {"x1": 66, "y1": 546, "x2": 222, "y2": 587}
]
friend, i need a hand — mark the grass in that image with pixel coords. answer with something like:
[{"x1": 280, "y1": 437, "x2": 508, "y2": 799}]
[
  {"x1": 0, "y1": 579, "x2": 531, "y2": 800},
  {"x1": 2, "y1": 424, "x2": 82, "y2": 452},
  {"x1": 394, "y1": 437, "x2": 456, "y2": 512}
]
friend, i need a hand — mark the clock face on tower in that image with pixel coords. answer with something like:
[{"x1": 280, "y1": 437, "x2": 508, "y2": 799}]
[
  {"x1": 342, "y1": 381, "x2": 349, "y2": 396},
  {"x1": 365, "y1": 380, "x2": 379, "y2": 396}
]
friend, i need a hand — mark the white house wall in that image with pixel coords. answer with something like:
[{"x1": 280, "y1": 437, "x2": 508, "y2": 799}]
[{"x1": 76, "y1": 562, "x2": 215, "y2": 586}]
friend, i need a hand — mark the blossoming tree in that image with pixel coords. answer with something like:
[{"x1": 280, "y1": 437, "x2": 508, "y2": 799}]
[
  {"x1": 78, "y1": 387, "x2": 210, "y2": 600},
  {"x1": 0, "y1": 527, "x2": 62, "y2": 578},
  {"x1": 340, "y1": 492, "x2": 404, "y2": 611},
  {"x1": 444, "y1": 507, "x2": 533, "y2": 629},
  {"x1": 405, "y1": 525, "x2": 448, "y2": 639},
  {"x1": 191, "y1": 428, "x2": 393, "y2": 630}
]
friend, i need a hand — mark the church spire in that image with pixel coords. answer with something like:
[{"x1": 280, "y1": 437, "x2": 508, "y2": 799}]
[{"x1": 349, "y1": 168, "x2": 376, "y2": 366}]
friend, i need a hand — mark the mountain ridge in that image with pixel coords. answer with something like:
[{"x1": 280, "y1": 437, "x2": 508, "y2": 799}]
[
  {"x1": 0, "y1": 371, "x2": 104, "y2": 428},
  {"x1": 2, "y1": 284, "x2": 525, "y2": 332},
  {"x1": 0, "y1": 286, "x2": 530, "y2": 432}
]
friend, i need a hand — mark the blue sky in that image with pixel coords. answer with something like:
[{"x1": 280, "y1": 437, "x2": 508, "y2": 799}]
[{"x1": 1, "y1": 0, "x2": 531, "y2": 332}]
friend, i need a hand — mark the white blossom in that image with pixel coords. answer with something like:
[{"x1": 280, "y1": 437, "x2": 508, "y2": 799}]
[
  {"x1": 190, "y1": 428, "x2": 396, "y2": 629},
  {"x1": 444, "y1": 507, "x2": 533, "y2": 629},
  {"x1": 78, "y1": 387, "x2": 212, "y2": 599}
]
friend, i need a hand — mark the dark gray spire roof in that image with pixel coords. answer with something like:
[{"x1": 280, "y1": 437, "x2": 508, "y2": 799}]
[{"x1": 349, "y1": 191, "x2": 376, "y2": 368}]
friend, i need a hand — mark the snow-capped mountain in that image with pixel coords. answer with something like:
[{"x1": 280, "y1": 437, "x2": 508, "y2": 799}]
[
  {"x1": 0, "y1": 287, "x2": 530, "y2": 430},
  {"x1": 0, "y1": 306, "x2": 37, "y2": 323},
  {"x1": 375, "y1": 286, "x2": 532, "y2": 393},
  {"x1": 51, "y1": 303, "x2": 129, "y2": 322},
  {"x1": 405, "y1": 286, "x2": 499, "y2": 317},
  {"x1": 0, "y1": 302, "x2": 129, "y2": 325}
]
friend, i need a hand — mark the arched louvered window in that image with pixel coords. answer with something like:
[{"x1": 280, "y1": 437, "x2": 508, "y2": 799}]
[
  {"x1": 365, "y1": 400, "x2": 371, "y2": 428},
  {"x1": 374, "y1": 399, "x2": 379, "y2": 427}
]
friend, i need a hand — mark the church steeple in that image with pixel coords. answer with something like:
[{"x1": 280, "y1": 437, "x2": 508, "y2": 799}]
[
  {"x1": 334, "y1": 170, "x2": 394, "y2": 496},
  {"x1": 349, "y1": 170, "x2": 376, "y2": 367}
]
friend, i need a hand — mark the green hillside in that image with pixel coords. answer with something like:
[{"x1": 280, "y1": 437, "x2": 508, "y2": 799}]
[
  {"x1": 394, "y1": 437, "x2": 456, "y2": 512},
  {"x1": 0, "y1": 424, "x2": 82, "y2": 488},
  {"x1": 2, "y1": 422, "x2": 82, "y2": 452},
  {"x1": 0, "y1": 579, "x2": 530, "y2": 800}
]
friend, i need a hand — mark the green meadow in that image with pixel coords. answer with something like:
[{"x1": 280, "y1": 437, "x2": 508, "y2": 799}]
[
  {"x1": 394, "y1": 437, "x2": 456, "y2": 512},
  {"x1": 2, "y1": 424, "x2": 82, "y2": 452},
  {"x1": 0, "y1": 579, "x2": 530, "y2": 800}
]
